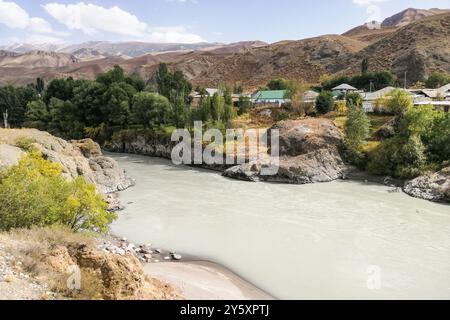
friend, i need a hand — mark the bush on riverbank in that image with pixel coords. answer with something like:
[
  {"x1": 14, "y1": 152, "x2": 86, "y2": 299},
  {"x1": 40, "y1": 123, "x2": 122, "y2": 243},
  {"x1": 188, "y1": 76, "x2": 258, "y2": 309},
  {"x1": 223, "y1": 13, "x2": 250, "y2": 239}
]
[
  {"x1": 366, "y1": 107, "x2": 449, "y2": 178},
  {"x1": 0, "y1": 150, "x2": 114, "y2": 232}
]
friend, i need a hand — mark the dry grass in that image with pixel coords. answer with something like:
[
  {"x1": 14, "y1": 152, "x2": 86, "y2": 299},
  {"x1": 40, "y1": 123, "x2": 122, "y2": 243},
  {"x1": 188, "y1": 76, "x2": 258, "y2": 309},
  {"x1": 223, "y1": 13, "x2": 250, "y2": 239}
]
[
  {"x1": 1, "y1": 226, "x2": 97, "y2": 299},
  {"x1": 1, "y1": 226, "x2": 180, "y2": 300}
]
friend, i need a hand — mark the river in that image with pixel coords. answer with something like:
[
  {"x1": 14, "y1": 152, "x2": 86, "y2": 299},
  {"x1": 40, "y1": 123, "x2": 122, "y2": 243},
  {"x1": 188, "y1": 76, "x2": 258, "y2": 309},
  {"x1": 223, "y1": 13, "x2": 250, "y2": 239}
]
[{"x1": 109, "y1": 153, "x2": 450, "y2": 300}]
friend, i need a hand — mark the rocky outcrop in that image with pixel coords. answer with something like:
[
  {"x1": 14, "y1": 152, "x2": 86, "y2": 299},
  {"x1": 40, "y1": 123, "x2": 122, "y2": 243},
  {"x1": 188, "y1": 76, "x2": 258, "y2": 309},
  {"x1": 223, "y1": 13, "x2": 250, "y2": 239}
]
[
  {"x1": 404, "y1": 167, "x2": 450, "y2": 203},
  {"x1": 0, "y1": 129, "x2": 134, "y2": 209},
  {"x1": 104, "y1": 130, "x2": 174, "y2": 159},
  {"x1": 0, "y1": 144, "x2": 23, "y2": 168},
  {"x1": 223, "y1": 119, "x2": 348, "y2": 184},
  {"x1": 0, "y1": 227, "x2": 180, "y2": 300}
]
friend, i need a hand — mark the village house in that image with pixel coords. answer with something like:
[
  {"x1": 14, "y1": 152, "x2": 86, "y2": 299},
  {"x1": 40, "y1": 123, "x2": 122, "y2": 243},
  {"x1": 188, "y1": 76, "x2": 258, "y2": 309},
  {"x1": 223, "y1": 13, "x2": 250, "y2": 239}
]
[
  {"x1": 190, "y1": 88, "x2": 221, "y2": 108},
  {"x1": 303, "y1": 90, "x2": 319, "y2": 103},
  {"x1": 190, "y1": 88, "x2": 251, "y2": 108},
  {"x1": 332, "y1": 83, "x2": 358, "y2": 95},
  {"x1": 251, "y1": 90, "x2": 289, "y2": 107},
  {"x1": 361, "y1": 86, "x2": 397, "y2": 112},
  {"x1": 409, "y1": 83, "x2": 450, "y2": 101}
]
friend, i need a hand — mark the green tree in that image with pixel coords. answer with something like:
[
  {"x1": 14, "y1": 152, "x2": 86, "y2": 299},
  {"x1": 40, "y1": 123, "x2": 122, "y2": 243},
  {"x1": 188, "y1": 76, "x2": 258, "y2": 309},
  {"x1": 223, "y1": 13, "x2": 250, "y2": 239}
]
[
  {"x1": 0, "y1": 85, "x2": 37, "y2": 127},
  {"x1": 102, "y1": 82, "x2": 136, "y2": 126},
  {"x1": 126, "y1": 73, "x2": 146, "y2": 92},
  {"x1": 425, "y1": 72, "x2": 450, "y2": 89},
  {"x1": 72, "y1": 81, "x2": 106, "y2": 127},
  {"x1": 223, "y1": 104, "x2": 236, "y2": 125},
  {"x1": 344, "y1": 105, "x2": 370, "y2": 164},
  {"x1": 385, "y1": 89, "x2": 413, "y2": 116},
  {"x1": 346, "y1": 92, "x2": 363, "y2": 108},
  {"x1": 96, "y1": 65, "x2": 126, "y2": 86},
  {"x1": 131, "y1": 92, "x2": 173, "y2": 128},
  {"x1": 237, "y1": 96, "x2": 251, "y2": 115},
  {"x1": 426, "y1": 112, "x2": 450, "y2": 163},
  {"x1": 172, "y1": 94, "x2": 187, "y2": 128},
  {"x1": 361, "y1": 58, "x2": 369, "y2": 74},
  {"x1": 48, "y1": 98, "x2": 85, "y2": 138},
  {"x1": 267, "y1": 78, "x2": 299, "y2": 98},
  {"x1": 25, "y1": 100, "x2": 49, "y2": 130},
  {"x1": 35, "y1": 77, "x2": 45, "y2": 94},
  {"x1": 44, "y1": 78, "x2": 75, "y2": 104},
  {"x1": 197, "y1": 96, "x2": 212, "y2": 122},
  {"x1": 155, "y1": 63, "x2": 192, "y2": 105},
  {"x1": 315, "y1": 91, "x2": 334, "y2": 114},
  {"x1": 211, "y1": 92, "x2": 225, "y2": 121}
]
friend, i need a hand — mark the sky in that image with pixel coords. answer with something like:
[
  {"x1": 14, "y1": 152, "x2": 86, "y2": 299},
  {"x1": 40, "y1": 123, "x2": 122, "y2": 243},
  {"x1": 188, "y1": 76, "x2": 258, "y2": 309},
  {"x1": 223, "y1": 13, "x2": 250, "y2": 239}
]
[{"x1": 0, "y1": 0, "x2": 449, "y2": 45}]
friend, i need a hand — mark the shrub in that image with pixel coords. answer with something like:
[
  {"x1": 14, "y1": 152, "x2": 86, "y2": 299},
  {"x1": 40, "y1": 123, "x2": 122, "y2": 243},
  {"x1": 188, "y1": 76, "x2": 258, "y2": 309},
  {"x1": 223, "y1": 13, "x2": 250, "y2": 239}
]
[
  {"x1": 0, "y1": 151, "x2": 114, "y2": 232},
  {"x1": 425, "y1": 72, "x2": 450, "y2": 89},
  {"x1": 14, "y1": 137, "x2": 36, "y2": 151},
  {"x1": 334, "y1": 100, "x2": 347, "y2": 115},
  {"x1": 346, "y1": 92, "x2": 363, "y2": 108},
  {"x1": 344, "y1": 105, "x2": 370, "y2": 167},
  {"x1": 315, "y1": 91, "x2": 334, "y2": 114},
  {"x1": 385, "y1": 89, "x2": 413, "y2": 116},
  {"x1": 367, "y1": 135, "x2": 426, "y2": 178}
]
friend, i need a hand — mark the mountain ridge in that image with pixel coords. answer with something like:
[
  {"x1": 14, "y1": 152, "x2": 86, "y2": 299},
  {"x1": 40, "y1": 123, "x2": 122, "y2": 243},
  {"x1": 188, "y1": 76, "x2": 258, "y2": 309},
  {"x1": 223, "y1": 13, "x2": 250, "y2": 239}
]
[{"x1": 0, "y1": 8, "x2": 448, "y2": 89}]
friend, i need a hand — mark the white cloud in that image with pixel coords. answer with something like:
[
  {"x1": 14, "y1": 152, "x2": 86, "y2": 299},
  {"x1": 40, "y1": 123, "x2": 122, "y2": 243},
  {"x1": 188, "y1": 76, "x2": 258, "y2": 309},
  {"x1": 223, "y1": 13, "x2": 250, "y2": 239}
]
[
  {"x1": 43, "y1": 2, "x2": 147, "y2": 36},
  {"x1": 352, "y1": 0, "x2": 390, "y2": 5},
  {"x1": 24, "y1": 34, "x2": 65, "y2": 44},
  {"x1": 0, "y1": 0, "x2": 54, "y2": 33},
  {"x1": 43, "y1": 2, "x2": 206, "y2": 43},
  {"x1": 28, "y1": 17, "x2": 53, "y2": 34},
  {"x1": 147, "y1": 26, "x2": 205, "y2": 43}
]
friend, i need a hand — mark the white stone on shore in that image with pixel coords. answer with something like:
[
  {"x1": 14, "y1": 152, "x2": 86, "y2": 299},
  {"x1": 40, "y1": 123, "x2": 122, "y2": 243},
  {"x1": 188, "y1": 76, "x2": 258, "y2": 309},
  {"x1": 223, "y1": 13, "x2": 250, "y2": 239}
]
[{"x1": 171, "y1": 254, "x2": 182, "y2": 261}]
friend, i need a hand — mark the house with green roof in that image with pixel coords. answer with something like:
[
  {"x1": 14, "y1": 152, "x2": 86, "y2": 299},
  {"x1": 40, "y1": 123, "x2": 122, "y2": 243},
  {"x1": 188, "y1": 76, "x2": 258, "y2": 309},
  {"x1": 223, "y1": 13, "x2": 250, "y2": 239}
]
[{"x1": 251, "y1": 90, "x2": 289, "y2": 107}]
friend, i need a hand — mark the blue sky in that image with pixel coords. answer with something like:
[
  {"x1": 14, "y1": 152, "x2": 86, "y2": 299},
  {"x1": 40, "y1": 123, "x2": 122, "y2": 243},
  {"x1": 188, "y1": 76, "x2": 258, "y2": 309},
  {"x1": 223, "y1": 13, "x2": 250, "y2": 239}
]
[{"x1": 0, "y1": 0, "x2": 449, "y2": 45}]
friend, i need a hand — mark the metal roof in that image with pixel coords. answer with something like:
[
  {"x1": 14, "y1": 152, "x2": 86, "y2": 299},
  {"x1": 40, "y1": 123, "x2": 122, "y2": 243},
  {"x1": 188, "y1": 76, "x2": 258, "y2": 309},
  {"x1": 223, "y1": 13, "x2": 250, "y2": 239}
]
[
  {"x1": 332, "y1": 84, "x2": 357, "y2": 91},
  {"x1": 253, "y1": 90, "x2": 288, "y2": 100}
]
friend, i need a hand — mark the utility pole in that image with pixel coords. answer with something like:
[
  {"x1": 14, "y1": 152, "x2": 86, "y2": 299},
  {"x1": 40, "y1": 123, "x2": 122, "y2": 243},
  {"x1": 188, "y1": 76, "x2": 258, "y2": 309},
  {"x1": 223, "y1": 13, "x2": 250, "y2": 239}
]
[{"x1": 3, "y1": 109, "x2": 8, "y2": 129}]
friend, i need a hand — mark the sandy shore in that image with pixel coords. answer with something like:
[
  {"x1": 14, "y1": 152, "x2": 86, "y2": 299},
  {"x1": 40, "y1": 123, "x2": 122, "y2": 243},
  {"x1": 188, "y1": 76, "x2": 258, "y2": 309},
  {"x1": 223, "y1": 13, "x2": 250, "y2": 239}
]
[{"x1": 144, "y1": 261, "x2": 275, "y2": 300}]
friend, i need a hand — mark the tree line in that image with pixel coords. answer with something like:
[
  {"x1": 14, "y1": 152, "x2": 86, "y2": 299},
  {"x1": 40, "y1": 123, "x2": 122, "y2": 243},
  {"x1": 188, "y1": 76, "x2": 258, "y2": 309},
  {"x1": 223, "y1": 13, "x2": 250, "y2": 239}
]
[{"x1": 0, "y1": 63, "x2": 241, "y2": 140}]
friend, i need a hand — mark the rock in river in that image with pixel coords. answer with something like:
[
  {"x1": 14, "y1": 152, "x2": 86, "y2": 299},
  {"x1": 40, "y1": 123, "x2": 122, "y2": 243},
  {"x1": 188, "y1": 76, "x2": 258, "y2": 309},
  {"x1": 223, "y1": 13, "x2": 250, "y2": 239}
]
[
  {"x1": 223, "y1": 118, "x2": 348, "y2": 184},
  {"x1": 404, "y1": 166, "x2": 450, "y2": 203}
]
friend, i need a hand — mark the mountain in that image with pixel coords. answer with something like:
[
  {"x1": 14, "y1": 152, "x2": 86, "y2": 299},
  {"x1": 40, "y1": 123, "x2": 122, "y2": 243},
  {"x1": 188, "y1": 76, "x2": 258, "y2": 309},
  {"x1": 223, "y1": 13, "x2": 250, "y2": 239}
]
[
  {"x1": 343, "y1": 8, "x2": 450, "y2": 44},
  {"x1": 0, "y1": 8, "x2": 448, "y2": 89},
  {"x1": 0, "y1": 50, "x2": 20, "y2": 58},
  {"x1": 58, "y1": 41, "x2": 224, "y2": 58},
  {"x1": 340, "y1": 12, "x2": 450, "y2": 83},
  {"x1": 0, "y1": 51, "x2": 79, "y2": 68},
  {"x1": 381, "y1": 8, "x2": 450, "y2": 27},
  {"x1": 0, "y1": 43, "x2": 67, "y2": 53}
]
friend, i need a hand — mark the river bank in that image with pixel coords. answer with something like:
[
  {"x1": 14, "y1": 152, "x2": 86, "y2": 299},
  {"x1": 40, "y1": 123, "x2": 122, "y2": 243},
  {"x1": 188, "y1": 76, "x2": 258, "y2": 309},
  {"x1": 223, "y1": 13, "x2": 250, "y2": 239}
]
[{"x1": 103, "y1": 234, "x2": 274, "y2": 300}]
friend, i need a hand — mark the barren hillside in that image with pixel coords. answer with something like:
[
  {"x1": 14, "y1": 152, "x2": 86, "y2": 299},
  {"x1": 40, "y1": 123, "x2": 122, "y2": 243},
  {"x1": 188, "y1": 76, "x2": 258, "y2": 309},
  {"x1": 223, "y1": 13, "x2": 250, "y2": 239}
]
[{"x1": 0, "y1": 9, "x2": 448, "y2": 89}]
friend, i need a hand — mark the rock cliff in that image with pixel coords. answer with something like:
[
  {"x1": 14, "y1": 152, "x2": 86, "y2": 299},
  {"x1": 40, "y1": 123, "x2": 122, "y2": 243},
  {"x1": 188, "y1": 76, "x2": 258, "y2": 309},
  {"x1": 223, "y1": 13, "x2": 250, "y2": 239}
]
[{"x1": 0, "y1": 129, "x2": 134, "y2": 207}]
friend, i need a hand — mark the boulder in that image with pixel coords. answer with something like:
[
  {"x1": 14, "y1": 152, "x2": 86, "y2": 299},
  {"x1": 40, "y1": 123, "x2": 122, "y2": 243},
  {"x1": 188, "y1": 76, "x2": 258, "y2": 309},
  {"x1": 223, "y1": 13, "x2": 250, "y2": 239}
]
[
  {"x1": 224, "y1": 118, "x2": 348, "y2": 184},
  {"x1": 0, "y1": 144, "x2": 23, "y2": 169},
  {"x1": 404, "y1": 166, "x2": 450, "y2": 203},
  {"x1": 268, "y1": 118, "x2": 344, "y2": 156}
]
